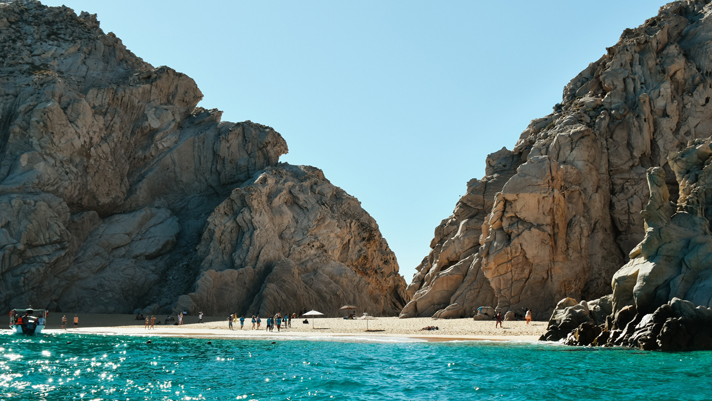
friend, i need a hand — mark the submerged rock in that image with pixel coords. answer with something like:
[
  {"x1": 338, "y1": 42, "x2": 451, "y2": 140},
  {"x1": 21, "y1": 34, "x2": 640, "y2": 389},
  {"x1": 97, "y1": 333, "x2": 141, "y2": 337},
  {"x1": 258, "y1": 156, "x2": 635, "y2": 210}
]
[
  {"x1": 403, "y1": 0, "x2": 712, "y2": 320},
  {"x1": 0, "y1": 1, "x2": 407, "y2": 315}
]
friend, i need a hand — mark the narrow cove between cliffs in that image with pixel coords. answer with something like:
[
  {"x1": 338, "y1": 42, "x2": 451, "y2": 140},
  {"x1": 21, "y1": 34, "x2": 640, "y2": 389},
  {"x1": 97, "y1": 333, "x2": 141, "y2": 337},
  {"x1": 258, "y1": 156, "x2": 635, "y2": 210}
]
[{"x1": 1, "y1": 332, "x2": 710, "y2": 400}]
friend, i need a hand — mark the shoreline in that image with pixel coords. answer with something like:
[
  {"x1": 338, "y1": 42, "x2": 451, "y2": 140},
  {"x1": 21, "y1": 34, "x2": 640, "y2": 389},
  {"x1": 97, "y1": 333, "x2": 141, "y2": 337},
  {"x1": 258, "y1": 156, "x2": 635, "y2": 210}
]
[
  {"x1": 15, "y1": 315, "x2": 546, "y2": 344},
  {"x1": 35, "y1": 327, "x2": 541, "y2": 344}
]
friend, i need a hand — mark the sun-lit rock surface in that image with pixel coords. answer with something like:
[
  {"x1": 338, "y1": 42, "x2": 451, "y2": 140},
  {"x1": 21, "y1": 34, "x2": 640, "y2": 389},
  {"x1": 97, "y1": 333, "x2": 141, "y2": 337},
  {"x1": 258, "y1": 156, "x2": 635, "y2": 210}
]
[
  {"x1": 403, "y1": 0, "x2": 712, "y2": 320},
  {"x1": 0, "y1": 0, "x2": 407, "y2": 316},
  {"x1": 541, "y1": 138, "x2": 712, "y2": 351}
]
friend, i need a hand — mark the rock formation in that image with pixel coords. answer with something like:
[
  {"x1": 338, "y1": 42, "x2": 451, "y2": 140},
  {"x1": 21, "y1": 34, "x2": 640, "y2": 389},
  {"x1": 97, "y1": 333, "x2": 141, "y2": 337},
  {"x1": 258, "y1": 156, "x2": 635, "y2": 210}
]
[
  {"x1": 541, "y1": 138, "x2": 712, "y2": 351},
  {"x1": 0, "y1": 0, "x2": 407, "y2": 316},
  {"x1": 402, "y1": 0, "x2": 712, "y2": 320}
]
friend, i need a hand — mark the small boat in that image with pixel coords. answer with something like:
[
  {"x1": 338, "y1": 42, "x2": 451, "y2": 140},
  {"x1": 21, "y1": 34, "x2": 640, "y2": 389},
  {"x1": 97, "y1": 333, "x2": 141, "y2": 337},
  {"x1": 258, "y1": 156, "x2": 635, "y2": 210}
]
[{"x1": 9, "y1": 308, "x2": 47, "y2": 335}]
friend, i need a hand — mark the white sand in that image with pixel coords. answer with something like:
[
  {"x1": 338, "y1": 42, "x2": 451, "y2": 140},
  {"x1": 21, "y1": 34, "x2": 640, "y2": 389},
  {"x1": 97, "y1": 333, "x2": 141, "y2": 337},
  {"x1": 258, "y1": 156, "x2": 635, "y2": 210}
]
[{"x1": 49, "y1": 315, "x2": 547, "y2": 343}]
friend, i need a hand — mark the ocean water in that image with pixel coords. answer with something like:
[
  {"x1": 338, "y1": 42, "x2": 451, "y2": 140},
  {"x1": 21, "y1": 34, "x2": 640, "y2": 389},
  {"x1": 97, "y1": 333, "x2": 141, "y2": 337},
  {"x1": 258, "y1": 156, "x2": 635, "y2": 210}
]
[{"x1": 1, "y1": 333, "x2": 711, "y2": 400}]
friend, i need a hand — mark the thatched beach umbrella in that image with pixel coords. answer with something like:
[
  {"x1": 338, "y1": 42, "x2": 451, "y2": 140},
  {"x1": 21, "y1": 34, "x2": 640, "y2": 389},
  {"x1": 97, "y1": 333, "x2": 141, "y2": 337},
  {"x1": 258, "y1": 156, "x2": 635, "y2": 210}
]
[
  {"x1": 303, "y1": 310, "x2": 324, "y2": 328},
  {"x1": 340, "y1": 305, "x2": 357, "y2": 318}
]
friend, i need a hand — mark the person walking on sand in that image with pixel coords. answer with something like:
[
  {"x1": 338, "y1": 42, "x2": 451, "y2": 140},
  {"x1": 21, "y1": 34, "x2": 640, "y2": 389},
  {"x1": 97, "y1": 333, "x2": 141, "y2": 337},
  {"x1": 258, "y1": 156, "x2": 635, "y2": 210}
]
[
  {"x1": 228, "y1": 315, "x2": 234, "y2": 330},
  {"x1": 276, "y1": 315, "x2": 282, "y2": 332},
  {"x1": 150, "y1": 315, "x2": 156, "y2": 329},
  {"x1": 251, "y1": 315, "x2": 256, "y2": 330},
  {"x1": 199, "y1": 312, "x2": 203, "y2": 323},
  {"x1": 61, "y1": 315, "x2": 67, "y2": 330},
  {"x1": 178, "y1": 313, "x2": 183, "y2": 325},
  {"x1": 495, "y1": 312, "x2": 502, "y2": 329},
  {"x1": 73, "y1": 315, "x2": 79, "y2": 328},
  {"x1": 525, "y1": 309, "x2": 532, "y2": 325},
  {"x1": 257, "y1": 316, "x2": 261, "y2": 330},
  {"x1": 145, "y1": 316, "x2": 149, "y2": 329},
  {"x1": 240, "y1": 316, "x2": 245, "y2": 329}
]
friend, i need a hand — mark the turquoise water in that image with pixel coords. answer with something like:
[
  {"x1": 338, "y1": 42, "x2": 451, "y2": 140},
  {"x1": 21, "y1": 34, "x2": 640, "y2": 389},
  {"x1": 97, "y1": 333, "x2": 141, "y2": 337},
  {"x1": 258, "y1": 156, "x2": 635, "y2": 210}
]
[{"x1": 1, "y1": 333, "x2": 711, "y2": 400}]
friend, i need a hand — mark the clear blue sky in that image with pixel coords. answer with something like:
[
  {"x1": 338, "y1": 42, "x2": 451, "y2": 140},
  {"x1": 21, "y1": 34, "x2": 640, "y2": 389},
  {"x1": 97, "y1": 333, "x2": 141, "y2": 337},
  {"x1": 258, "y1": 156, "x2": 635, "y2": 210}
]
[{"x1": 44, "y1": 0, "x2": 666, "y2": 282}]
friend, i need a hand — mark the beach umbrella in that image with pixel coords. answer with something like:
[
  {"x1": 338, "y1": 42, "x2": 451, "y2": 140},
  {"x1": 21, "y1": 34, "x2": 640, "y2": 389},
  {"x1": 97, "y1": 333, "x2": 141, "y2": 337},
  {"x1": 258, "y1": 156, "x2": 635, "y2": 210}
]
[
  {"x1": 340, "y1": 305, "x2": 357, "y2": 318},
  {"x1": 303, "y1": 310, "x2": 324, "y2": 328},
  {"x1": 359, "y1": 314, "x2": 377, "y2": 331}
]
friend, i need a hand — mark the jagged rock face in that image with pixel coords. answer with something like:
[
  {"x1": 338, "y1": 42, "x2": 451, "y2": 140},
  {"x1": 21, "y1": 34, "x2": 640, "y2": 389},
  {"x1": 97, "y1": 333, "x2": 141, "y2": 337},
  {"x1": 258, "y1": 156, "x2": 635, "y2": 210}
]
[
  {"x1": 403, "y1": 0, "x2": 712, "y2": 320},
  {"x1": 175, "y1": 164, "x2": 407, "y2": 317},
  {"x1": 400, "y1": 148, "x2": 516, "y2": 319},
  {"x1": 541, "y1": 138, "x2": 712, "y2": 350},
  {"x1": 0, "y1": 1, "x2": 407, "y2": 315},
  {"x1": 613, "y1": 138, "x2": 712, "y2": 316}
]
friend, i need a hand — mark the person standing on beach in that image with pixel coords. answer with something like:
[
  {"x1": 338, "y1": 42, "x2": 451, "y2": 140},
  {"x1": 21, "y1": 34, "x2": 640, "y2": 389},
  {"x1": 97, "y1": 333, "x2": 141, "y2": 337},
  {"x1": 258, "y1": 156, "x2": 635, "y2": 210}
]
[
  {"x1": 228, "y1": 315, "x2": 234, "y2": 330},
  {"x1": 276, "y1": 315, "x2": 282, "y2": 332},
  {"x1": 495, "y1": 312, "x2": 502, "y2": 328},
  {"x1": 257, "y1": 316, "x2": 261, "y2": 330},
  {"x1": 199, "y1": 312, "x2": 203, "y2": 323},
  {"x1": 178, "y1": 313, "x2": 183, "y2": 325},
  {"x1": 240, "y1": 316, "x2": 245, "y2": 329},
  {"x1": 251, "y1": 316, "x2": 256, "y2": 330},
  {"x1": 288, "y1": 314, "x2": 292, "y2": 328},
  {"x1": 150, "y1": 315, "x2": 156, "y2": 329},
  {"x1": 525, "y1": 309, "x2": 532, "y2": 325},
  {"x1": 61, "y1": 315, "x2": 67, "y2": 330},
  {"x1": 145, "y1": 316, "x2": 149, "y2": 329},
  {"x1": 73, "y1": 315, "x2": 79, "y2": 328}
]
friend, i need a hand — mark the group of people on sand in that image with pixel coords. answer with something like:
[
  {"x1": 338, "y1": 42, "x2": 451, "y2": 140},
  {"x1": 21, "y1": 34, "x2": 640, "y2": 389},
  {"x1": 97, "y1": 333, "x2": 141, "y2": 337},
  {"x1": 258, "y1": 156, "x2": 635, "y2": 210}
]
[{"x1": 225, "y1": 313, "x2": 297, "y2": 332}]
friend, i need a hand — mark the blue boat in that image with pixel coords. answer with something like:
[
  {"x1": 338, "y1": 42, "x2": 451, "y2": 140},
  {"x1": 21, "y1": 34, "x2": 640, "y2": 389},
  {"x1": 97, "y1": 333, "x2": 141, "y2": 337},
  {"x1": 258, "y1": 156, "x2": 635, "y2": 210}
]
[{"x1": 9, "y1": 308, "x2": 47, "y2": 335}]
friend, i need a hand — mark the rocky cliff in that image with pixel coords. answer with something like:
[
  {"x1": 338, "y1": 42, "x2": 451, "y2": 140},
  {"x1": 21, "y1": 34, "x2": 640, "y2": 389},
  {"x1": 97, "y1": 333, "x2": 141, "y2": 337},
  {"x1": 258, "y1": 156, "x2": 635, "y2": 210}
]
[
  {"x1": 0, "y1": 0, "x2": 407, "y2": 315},
  {"x1": 402, "y1": 0, "x2": 712, "y2": 320},
  {"x1": 540, "y1": 138, "x2": 712, "y2": 351}
]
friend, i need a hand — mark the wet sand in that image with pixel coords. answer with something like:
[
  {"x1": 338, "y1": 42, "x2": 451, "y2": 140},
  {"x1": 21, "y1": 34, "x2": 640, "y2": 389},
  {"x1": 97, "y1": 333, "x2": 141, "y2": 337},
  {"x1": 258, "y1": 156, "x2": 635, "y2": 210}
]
[{"x1": 37, "y1": 314, "x2": 547, "y2": 343}]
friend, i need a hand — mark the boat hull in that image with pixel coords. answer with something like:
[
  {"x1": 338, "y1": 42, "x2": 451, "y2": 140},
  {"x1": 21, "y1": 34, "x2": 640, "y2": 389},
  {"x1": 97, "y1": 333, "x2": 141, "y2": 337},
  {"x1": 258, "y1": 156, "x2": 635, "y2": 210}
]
[{"x1": 11, "y1": 324, "x2": 44, "y2": 335}]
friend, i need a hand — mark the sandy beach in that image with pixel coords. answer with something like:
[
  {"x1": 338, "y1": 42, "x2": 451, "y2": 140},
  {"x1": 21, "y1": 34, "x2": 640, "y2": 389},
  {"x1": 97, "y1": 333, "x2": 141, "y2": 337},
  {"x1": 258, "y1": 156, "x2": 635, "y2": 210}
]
[{"x1": 34, "y1": 313, "x2": 547, "y2": 342}]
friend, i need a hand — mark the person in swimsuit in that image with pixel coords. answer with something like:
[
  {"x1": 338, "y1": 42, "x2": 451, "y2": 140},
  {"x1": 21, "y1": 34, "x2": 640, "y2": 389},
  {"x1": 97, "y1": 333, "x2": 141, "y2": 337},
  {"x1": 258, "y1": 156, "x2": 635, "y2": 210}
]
[
  {"x1": 150, "y1": 315, "x2": 156, "y2": 329},
  {"x1": 525, "y1": 309, "x2": 532, "y2": 325},
  {"x1": 61, "y1": 315, "x2": 67, "y2": 330},
  {"x1": 73, "y1": 315, "x2": 79, "y2": 328},
  {"x1": 145, "y1": 316, "x2": 149, "y2": 329},
  {"x1": 276, "y1": 315, "x2": 282, "y2": 332},
  {"x1": 228, "y1": 315, "x2": 234, "y2": 330},
  {"x1": 495, "y1": 312, "x2": 502, "y2": 328},
  {"x1": 240, "y1": 316, "x2": 245, "y2": 329},
  {"x1": 251, "y1": 316, "x2": 256, "y2": 330},
  {"x1": 198, "y1": 312, "x2": 203, "y2": 323},
  {"x1": 256, "y1": 316, "x2": 261, "y2": 330}
]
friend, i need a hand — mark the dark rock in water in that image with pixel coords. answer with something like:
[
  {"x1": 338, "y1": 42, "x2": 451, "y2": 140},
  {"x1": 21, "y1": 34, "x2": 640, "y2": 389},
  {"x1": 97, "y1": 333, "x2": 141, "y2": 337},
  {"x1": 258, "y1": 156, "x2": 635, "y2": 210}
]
[
  {"x1": 538, "y1": 297, "x2": 603, "y2": 342},
  {"x1": 545, "y1": 297, "x2": 712, "y2": 351},
  {"x1": 564, "y1": 322, "x2": 602, "y2": 347}
]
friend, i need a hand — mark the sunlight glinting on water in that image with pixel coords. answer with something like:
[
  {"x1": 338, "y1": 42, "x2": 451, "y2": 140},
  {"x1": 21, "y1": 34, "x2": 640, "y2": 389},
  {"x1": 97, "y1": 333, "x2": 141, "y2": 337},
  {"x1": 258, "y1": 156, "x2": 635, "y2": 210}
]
[{"x1": 1, "y1": 332, "x2": 710, "y2": 400}]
